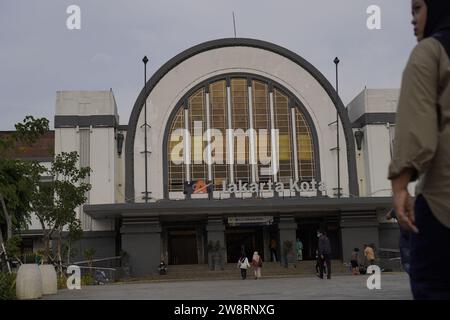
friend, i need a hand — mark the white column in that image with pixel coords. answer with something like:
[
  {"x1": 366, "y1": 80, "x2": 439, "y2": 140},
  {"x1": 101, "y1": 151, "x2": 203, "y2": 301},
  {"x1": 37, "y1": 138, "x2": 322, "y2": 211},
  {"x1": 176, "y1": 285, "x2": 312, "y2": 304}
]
[
  {"x1": 269, "y1": 91, "x2": 278, "y2": 182},
  {"x1": 247, "y1": 85, "x2": 257, "y2": 184},
  {"x1": 291, "y1": 107, "x2": 299, "y2": 182},
  {"x1": 184, "y1": 107, "x2": 191, "y2": 182},
  {"x1": 227, "y1": 86, "x2": 234, "y2": 184},
  {"x1": 205, "y1": 92, "x2": 212, "y2": 181}
]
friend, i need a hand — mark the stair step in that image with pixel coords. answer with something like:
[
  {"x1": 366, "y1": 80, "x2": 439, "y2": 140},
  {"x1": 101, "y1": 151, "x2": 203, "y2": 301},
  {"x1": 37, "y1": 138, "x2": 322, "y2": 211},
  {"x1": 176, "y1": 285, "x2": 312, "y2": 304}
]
[{"x1": 119, "y1": 260, "x2": 349, "y2": 282}]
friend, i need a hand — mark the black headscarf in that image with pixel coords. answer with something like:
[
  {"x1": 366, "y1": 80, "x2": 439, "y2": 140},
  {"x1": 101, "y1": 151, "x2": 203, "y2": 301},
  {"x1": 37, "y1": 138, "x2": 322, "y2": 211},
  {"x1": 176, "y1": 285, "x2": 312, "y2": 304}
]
[
  {"x1": 424, "y1": 0, "x2": 450, "y2": 56},
  {"x1": 424, "y1": 0, "x2": 450, "y2": 37}
]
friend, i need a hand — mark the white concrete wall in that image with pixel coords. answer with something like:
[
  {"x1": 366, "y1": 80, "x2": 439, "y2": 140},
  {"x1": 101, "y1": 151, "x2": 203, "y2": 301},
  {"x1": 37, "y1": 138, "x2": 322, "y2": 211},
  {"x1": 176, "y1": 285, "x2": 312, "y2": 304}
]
[
  {"x1": 364, "y1": 124, "x2": 392, "y2": 197},
  {"x1": 89, "y1": 127, "x2": 115, "y2": 231},
  {"x1": 28, "y1": 213, "x2": 44, "y2": 230},
  {"x1": 365, "y1": 89, "x2": 399, "y2": 114},
  {"x1": 347, "y1": 89, "x2": 399, "y2": 123},
  {"x1": 55, "y1": 91, "x2": 117, "y2": 231},
  {"x1": 347, "y1": 88, "x2": 419, "y2": 198},
  {"x1": 347, "y1": 90, "x2": 366, "y2": 123},
  {"x1": 132, "y1": 46, "x2": 350, "y2": 201},
  {"x1": 56, "y1": 91, "x2": 118, "y2": 116}
]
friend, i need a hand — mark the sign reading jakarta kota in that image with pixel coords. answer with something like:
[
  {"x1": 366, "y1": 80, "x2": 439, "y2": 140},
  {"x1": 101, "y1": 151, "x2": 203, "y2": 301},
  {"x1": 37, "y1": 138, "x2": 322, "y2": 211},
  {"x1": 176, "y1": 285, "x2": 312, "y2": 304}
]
[
  {"x1": 222, "y1": 178, "x2": 326, "y2": 195},
  {"x1": 184, "y1": 178, "x2": 327, "y2": 196}
]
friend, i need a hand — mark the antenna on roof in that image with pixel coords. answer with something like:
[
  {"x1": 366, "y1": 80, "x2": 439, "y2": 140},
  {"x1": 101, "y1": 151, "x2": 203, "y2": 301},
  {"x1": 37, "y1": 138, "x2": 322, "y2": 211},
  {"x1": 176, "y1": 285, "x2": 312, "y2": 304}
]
[{"x1": 232, "y1": 11, "x2": 237, "y2": 38}]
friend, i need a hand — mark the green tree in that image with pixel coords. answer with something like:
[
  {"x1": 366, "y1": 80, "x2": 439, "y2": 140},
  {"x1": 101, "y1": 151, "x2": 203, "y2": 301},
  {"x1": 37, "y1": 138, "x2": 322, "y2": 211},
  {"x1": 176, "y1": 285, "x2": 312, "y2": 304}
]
[
  {"x1": 0, "y1": 116, "x2": 49, "y2": 248},
  {"x1": 62, "y1": 219, "x2": 83, "y2": 264},
  {"x1": 84, "y1": 247, "x2": 96, "y2": 270},
  {"x1": 31, "y1": 151, "x2": 91, "y2": 267}
]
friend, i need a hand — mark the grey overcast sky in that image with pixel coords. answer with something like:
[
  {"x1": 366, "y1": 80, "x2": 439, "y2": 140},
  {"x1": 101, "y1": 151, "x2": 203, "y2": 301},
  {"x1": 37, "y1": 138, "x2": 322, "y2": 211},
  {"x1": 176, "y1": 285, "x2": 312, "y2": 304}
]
[{"x1": 0, "y1": 0, "x2": 414, "y2": 130}]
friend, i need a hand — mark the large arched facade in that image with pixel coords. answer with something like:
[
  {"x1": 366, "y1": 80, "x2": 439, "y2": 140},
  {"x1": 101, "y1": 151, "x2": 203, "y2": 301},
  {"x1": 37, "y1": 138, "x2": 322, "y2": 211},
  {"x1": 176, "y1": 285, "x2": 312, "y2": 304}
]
[
  {"x1": 125, "y1": 38, "x2": 358, "y2": 202},
  {"x1": 52, "y1": 38, "x2": 395, "y2": 277}
]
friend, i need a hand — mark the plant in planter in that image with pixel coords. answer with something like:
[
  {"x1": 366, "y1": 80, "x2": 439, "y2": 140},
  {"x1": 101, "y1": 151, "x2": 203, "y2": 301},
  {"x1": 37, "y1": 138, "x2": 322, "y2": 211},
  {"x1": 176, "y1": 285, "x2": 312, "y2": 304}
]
[
  {"x1": 120, "y1": 250, "x2": 131, "y2": 279},
  {"x1": 282, "y1": 240, "x2": 295, "y2": 268},
  {"x1": 84, "y1": 248, "x2": 96, "y2": 278},
  {"x1": 213, "y1": 241, "x2": 225, "y2": 271},
  {"x1": 3, "y1": 235, "x2": 21, "y2": 271},
  {"x1": 206, "y1": 241, "x2": 214, "y2": 271},
  {"x1": 0, "y1": 272, "x2": 16, "y2": 300},
  {"x1": 57, "y1": 273, "x2": 67, "y2": 290}
]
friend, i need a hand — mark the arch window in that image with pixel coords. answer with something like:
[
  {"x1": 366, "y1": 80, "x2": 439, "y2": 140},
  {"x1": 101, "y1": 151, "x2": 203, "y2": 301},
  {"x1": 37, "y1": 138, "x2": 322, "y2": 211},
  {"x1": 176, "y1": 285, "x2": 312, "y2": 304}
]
[{"x1": 166, "y1": 75, "x2": 317, "y2": 195}]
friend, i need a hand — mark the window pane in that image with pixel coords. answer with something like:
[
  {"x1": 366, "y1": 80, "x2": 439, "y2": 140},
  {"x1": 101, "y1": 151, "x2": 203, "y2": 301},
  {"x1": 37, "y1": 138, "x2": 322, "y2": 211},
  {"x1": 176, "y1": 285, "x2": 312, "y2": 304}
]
[
  {"x1": 210, "y1": 80, "x2": 228, "y2": 190},
  {"x1": 231, "y1": 78, "x2": 250, "y2": 184},
  {"x1": 189, "y1": 88, "x2": 207, "y2": 182},
  {"x1": 274, "y1": 89, "x2": 292, "y2": 186},
  {"x1": 253, "y1": 80, "x2": 271, "y2": 183},
  {"x1": 168, "y1": 106, "x2": 185, "y2": 191},
  {"x1": 296, "y1": 109, "x2": 315, "y2": 181}
]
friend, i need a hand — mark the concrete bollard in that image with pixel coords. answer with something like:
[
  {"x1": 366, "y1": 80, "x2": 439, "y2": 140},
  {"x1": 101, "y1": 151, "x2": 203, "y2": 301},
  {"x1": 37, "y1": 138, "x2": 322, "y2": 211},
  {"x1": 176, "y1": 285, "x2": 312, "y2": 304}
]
[
  {"x1": 16, "y1": 264, "x2": 43, "y2": 300},
  {"x1": 39, "y1": 264, "x2": 58, "y2": 295}
]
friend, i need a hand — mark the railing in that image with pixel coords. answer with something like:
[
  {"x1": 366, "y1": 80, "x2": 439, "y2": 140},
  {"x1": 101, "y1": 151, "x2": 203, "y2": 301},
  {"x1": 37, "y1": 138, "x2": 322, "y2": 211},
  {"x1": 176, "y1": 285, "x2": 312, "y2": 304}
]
[
  {"x1": 72, "y1": 256, "x2": 122, "y2": 282},
  {"x1": 377, "y1": 248, "x2": 403, "y2": 272}
]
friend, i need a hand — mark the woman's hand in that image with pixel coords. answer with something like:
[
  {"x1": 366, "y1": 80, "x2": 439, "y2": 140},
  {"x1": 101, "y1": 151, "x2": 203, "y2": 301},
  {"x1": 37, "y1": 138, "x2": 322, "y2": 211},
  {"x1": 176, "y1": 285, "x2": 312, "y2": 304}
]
[{"x1": 392, "y1": 169, "x2": 419, "y2": 233}]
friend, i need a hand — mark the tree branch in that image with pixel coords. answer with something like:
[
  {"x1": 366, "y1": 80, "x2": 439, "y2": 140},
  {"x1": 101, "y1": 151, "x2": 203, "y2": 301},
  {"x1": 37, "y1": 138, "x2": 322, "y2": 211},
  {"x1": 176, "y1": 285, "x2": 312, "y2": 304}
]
[{"x1": 0, "y1": 193, "x2": 12, "y2": 240}]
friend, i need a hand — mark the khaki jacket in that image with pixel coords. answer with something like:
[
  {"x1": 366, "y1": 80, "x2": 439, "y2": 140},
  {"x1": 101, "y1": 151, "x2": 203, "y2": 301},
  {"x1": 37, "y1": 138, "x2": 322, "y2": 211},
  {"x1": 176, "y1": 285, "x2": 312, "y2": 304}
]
[{"x1": 388, "y1": 37, "x2": 450, "y2": 228}]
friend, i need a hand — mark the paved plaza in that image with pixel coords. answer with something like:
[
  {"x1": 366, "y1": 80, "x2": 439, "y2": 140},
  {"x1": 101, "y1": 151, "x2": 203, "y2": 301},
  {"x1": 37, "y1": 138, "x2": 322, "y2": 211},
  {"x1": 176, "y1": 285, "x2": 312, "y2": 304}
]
[{"x1": 43, "y1": 273, "x2": 412, "y2": 300}]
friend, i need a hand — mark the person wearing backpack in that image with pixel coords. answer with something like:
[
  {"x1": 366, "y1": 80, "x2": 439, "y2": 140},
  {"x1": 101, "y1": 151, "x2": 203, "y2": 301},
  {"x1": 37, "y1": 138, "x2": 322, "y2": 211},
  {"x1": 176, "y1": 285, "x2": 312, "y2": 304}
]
[
  {"x1": 388, "y1": 0, "x2": 450, "y2": 299},
  {"x1": 237, "y1": 253, "x2": 250, "y2": 280}
]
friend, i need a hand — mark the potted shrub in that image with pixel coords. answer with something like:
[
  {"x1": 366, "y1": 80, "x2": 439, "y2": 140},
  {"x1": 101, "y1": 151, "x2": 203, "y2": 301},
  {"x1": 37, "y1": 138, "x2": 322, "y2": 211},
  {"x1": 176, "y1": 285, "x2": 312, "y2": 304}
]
[
  {"x1": 5, "y1": 237, "x2": 42, "y2": 300},
  {"x1": 213, "y1": 241, "x2": 225, "y2": 271},
  {"x1": 120, "y1": 250, "x2": 131, "y2": 279},
  {"x1": 207, "y1": 241, "x2": 214, "y2": 271},
  {"x1": 84, "y1": 248, "x2": 96, "y2": 277},
  {"x1": 0, "y1": 272, "x2": 16, "y2": 300},
  {"x1": 282, "y1": 240, "x2": 295, "y2": 268}
]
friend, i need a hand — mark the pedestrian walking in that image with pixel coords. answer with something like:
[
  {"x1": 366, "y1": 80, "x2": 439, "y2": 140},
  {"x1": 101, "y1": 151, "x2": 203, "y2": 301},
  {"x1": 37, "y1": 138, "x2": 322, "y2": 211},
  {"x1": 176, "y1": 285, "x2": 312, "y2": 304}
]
[
  {"x1": 237, "y1": 254, "x2": 250, "y2": 280},
  {"x1": 296, "y1": 238, "x2": 303, "y2": 261},
  {"x1": 251, "y1": 251, "x2": 263, "y2": 279},
  {"x1": 315, "y1": 249, "x2": 321, "y2": 276},
  {"x1": 318, "y1": 230, "x2": 331, "y2": 279}
]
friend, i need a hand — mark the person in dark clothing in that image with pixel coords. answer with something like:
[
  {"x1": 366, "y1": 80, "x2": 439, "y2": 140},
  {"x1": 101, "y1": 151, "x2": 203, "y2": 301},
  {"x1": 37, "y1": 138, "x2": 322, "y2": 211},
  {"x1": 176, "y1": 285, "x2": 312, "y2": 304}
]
[
  {"x1": 315, "y1": 249, "x2": 320, "y2": 275},
  {"x1": 269, "y1": 239, "x2": 277, "y2": 262},
  {"x1": 315, "y1": 249, "x2": 327, "y2": 276},
  {"x1": 317, "y1": 230, "x2": 331, "y2": 279},
  {"x1": 158, "y1": 260, "x2": 167, "y2": 275},
  {"x1": 350, "y1": 248, "x2": 360, "y2": 275}
]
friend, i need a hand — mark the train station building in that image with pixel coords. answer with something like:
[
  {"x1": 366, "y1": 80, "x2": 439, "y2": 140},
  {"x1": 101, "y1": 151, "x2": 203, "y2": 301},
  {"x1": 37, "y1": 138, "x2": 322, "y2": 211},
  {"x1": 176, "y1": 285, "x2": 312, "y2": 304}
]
[{"x1": 21, "y1": 38, "x2": 402, "y2": 276}]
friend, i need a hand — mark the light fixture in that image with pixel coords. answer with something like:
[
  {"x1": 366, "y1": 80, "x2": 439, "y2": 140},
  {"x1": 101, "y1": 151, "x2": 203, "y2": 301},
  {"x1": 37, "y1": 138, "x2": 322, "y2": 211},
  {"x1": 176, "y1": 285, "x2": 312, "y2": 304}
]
[{"x1": 354, "y1": 130, "x2": 364, "y2": 151}]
